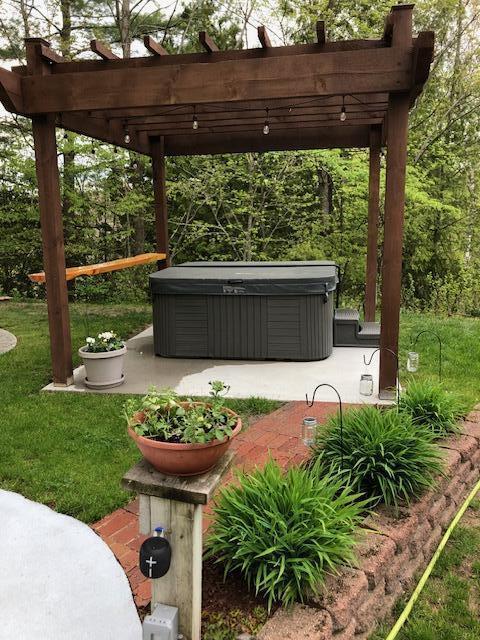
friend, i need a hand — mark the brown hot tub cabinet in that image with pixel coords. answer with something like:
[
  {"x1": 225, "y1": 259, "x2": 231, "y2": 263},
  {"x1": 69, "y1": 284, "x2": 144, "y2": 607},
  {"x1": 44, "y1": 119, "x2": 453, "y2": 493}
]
[{"x1": 149, "y1": 261, "x2": 338, "y2": 361}]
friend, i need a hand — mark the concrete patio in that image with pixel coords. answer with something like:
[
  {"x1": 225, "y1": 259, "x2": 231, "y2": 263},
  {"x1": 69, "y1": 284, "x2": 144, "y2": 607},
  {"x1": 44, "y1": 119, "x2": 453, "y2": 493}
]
[{"x1": 44, "y1": 326, "x2": 390, "y2": 404}]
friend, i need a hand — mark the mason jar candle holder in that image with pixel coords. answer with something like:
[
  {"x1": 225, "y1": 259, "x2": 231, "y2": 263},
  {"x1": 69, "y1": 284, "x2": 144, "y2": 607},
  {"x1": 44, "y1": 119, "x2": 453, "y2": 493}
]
[
  {"x1": 407, "y1": 351, "x2": 419, "y2": 373},
  {"x1": 359, "y1": 373, "x2": 374, "y2": 396},
  {"x1": 302, "y1": 417, "x2": 318, "y2": 447}
]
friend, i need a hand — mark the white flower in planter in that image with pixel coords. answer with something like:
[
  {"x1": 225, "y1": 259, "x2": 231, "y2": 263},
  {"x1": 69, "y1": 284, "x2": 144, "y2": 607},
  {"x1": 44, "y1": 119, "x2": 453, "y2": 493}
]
[{"x1": 86, "y1": 337, "x2": 96, "y2": 345}]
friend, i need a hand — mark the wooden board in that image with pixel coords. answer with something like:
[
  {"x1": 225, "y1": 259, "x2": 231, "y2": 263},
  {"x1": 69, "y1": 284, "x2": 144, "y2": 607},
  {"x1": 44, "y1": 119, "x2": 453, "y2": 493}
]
[
  {"x1": 122, "y1": 452, "x2": 234, "y2": 505},
  {"x1": 28, "y1": 252, "x2": 166, "y2": 283}
]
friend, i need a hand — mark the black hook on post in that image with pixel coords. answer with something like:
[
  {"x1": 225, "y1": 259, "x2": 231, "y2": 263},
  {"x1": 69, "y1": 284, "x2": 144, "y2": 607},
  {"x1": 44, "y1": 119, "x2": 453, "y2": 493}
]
[
  {"x1": 411, "y1": 330, "x2": 442, "y2": 381},
  {"x1": 305, "y1": 383, "x2": 344, "y2": 469},
  {"x1": 363, "y1": 347, "x2": 400, "y2": 403}
]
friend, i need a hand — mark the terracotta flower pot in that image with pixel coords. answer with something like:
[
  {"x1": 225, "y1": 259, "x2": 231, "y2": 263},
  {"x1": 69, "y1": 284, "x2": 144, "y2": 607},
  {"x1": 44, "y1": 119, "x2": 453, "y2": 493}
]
[
  {"x1": 127, "y1": 402, "x2": 242, "y2": 476},
  {"x1": 79, "y1": 344, "x2": 126, "y2": 389}
]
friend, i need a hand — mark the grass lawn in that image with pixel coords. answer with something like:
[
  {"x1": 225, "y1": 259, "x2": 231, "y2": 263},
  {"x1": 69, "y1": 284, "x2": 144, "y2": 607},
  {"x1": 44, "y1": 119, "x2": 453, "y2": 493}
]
[
  {"x1": 0, "y1": 302, "x2": 280, "y2": 523},
  {"x1": 0, "y1": 303, "x2": 478, "y2": 525},
  {"x1": 372, "y1": 499, "x2": 480, "y2": 640},
  {"x1": 398, "y1": 312, "x2": 480, "y2": 408}
]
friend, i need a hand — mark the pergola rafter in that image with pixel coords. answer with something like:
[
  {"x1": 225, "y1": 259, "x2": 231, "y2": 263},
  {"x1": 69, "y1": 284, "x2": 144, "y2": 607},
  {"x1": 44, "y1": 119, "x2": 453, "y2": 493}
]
[{"x1": 0, "y1": 4, "x2": 434, "y2": 395}]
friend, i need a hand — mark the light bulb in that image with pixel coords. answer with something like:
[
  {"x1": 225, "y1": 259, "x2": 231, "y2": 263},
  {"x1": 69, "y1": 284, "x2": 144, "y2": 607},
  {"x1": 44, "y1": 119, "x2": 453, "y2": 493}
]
[
  {"x1": 124, "y1": 130, "x2": 131, "y2": 144},
  {"x1": 263, "y1": 122, "x2": 270, "y2": 135},
  {"x1": 132, "y1": 161, "x2": 138, "y2": 170},
  {"x1": 192, "y1": 116, "x2": 199, "y2": 130},
  {"x1": 340, "y1": 107, "x2": 346, "y2": 122}
]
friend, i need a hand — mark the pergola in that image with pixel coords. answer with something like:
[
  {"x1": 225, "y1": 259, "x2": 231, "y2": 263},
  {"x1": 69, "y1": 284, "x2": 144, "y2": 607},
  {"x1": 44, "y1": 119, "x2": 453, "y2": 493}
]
[{"x1": 0, "y1": 3, "x2": 433, "y2": 395}]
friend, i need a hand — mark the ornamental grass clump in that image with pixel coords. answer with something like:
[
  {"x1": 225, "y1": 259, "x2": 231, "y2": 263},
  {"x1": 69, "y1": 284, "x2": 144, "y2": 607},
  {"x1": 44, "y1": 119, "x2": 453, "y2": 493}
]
[
  {"x1": 206, "y1": 459, "x2": 367, "y2": 610},
  {"x1": 311, "y1": 406, "x2": 443, "y2": 508},
  {"x1": 398, "y1": 379, "x2": 465, "y2": 438}
]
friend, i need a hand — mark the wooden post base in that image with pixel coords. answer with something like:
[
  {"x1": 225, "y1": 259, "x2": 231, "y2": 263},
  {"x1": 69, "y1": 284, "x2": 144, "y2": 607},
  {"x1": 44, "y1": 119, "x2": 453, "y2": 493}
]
[{"x1": 122, "y1": 453, "x2": 234, "y2": 640}]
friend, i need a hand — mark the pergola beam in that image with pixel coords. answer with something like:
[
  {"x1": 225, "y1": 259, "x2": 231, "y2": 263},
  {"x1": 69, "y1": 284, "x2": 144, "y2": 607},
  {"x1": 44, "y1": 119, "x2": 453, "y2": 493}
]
[
  {"x1": 150, "y1": 136, "x2": 170, "y2": 266},
  {"x1": 21, "y1": 48, "x2": 413, "y2": 114},
  {"x1": 90, "y1": 39, "x2": 119, "y2": 60},
  {"x1": 88, "y1": 94, "x2": 390, "y2": 121},
  {"x1": 144, "y1": 35, "x2": 168, "y2": 56},
  {"x1": 134, "y1": 117, "x2": 384, "y2": 137},
  {"x1": 258, "y1": 26, "x2": 272, "y2": 48},
  {"x1": 316, "y1": 21, "x2": 326, "y2": 44},
  {"x1": 163, "y1": 125, "x2": 370, "y2": 156},
  {"x1": 379, "y1": 3, "x2": 413, "y2": 396},
  {"x1": 365, "y1": 126, "x2": 381, "y2": 322},
  {"x1": 32, "y1": 115, "x2": 73, "y2": 386},
  {"x1": 0, "y1": 67, "x2": 24, "y2": 113},
  {"x1": 60, "y1": 112, "x2": 150, "y2": 155},
  {"x1": 199, "y1": 31, "x2": 219, "y2": 53},
  {"x1": 126, "y1": 103, "x2": 388, "y2": 128}
]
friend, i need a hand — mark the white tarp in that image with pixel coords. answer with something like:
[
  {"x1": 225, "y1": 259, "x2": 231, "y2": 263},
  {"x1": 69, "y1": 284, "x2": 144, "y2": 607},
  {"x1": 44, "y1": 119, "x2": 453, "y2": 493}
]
[{"x1": 0, "y1": 490, "x2": 142, "y2": 639}]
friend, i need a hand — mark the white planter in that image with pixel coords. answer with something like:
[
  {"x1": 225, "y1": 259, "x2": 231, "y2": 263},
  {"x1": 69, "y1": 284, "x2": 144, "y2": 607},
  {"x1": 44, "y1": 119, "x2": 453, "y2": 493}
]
[{"x1": 79, "y1": 345, "x2": 127, "y2": 389}]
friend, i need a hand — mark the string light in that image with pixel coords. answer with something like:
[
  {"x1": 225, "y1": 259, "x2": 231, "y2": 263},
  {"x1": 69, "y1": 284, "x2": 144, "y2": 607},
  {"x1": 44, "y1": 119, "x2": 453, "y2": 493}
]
[
  {"x1": 192, "y1": 106, "x2": 199, "y2": 130},
  {"x1": 340, "y1": 96, "x2": 347, "y2": 122},
  {"x1": 124, "y1": 126, "x2": 131, "y2": 144},
  {"x1": 263, "y1": 107, "x2": 270, "y2": 135},
  {"x1": 132, "y1": 160, "x2": 138, "y2": 170}
]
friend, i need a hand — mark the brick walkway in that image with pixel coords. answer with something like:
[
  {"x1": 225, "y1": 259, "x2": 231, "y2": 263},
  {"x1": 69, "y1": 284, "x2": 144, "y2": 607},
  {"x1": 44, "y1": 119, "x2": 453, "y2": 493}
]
[{"x1": 92, "y1": 401, "x2": 341, "y2": 607}]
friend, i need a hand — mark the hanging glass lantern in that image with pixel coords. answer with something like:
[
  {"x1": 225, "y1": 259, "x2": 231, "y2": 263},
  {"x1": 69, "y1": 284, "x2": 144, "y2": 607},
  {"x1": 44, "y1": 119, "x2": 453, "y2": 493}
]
[
  {"x1": 302, "y1": 417, "x2": 317, "y2": 447},
  {"x1": 407, "y1": 351, "x2": 419, "y2": 373},
  {"x1": 359, "y1": 373, "x2": 374, "y2": 396}
]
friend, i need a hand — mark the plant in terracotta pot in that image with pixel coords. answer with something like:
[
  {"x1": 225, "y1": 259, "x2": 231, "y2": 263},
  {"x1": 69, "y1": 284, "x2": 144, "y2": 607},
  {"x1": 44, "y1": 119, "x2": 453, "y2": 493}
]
[
  {"x1": 124, "y1": 381, "x2": 242, "y2": 476},
  {"x1": 79, "y1": 331, "x2": 126, "y2": 389}
]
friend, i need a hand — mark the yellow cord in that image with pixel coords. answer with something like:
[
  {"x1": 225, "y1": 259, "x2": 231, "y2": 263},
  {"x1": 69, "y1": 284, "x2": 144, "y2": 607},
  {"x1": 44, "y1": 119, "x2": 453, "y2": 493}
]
[{"x1": 385, "y1": 475, "x2": 480, "y2": 640}]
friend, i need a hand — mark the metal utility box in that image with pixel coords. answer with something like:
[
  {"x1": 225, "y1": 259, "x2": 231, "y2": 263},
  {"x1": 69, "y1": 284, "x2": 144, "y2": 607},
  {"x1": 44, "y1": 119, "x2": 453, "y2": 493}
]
[{"x1": 149, "y1": 261, "x2": 338, "y2": 361}]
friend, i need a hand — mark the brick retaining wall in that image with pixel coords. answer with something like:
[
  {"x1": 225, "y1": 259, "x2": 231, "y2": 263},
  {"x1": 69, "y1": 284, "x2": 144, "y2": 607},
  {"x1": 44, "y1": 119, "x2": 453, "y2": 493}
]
[{"x1": 257, "y1": 410, "x2": 480, "y2": 640}]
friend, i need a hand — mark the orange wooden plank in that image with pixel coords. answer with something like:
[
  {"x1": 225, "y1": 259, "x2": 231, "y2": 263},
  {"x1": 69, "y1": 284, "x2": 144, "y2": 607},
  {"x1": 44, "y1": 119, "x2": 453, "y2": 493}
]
[{"x1": 29, "y1": 252, "x2": 166, "y2": 283}]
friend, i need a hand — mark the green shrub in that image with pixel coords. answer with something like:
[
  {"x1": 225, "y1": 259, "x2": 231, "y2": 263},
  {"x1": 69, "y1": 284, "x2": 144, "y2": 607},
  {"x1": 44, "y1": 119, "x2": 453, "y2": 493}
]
[
  {"x1": 205, "y1": 459, "x2": 366, "y2": 610},
  {"x1": 311, "y1": 406, "x2": 443, "y2": 507},
  {"x1": 398, "y1": 379, "x2": 465, "y2": 438}
]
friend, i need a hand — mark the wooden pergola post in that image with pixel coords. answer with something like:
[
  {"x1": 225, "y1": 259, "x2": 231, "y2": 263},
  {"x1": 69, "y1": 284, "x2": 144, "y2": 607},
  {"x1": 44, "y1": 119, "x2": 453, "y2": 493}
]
[
  {"x1": 150, "y1": 136, "x2": 170, "y2": 267},
  {"x1": 27, "y1": 39, "x2": 73, "y2": 386},
  {"x1": 365, "y1": 126, "x2": 381, "y2": 322},
  {"x1": 379, "y1": 5, "x2": 413, "y2": 396}
]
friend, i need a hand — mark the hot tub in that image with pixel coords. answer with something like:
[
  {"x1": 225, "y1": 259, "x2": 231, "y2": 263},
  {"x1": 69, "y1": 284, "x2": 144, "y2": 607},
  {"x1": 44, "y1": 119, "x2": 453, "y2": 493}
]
[{"x1": 149, "y1": 261, "x2": 338, "y2": 361}]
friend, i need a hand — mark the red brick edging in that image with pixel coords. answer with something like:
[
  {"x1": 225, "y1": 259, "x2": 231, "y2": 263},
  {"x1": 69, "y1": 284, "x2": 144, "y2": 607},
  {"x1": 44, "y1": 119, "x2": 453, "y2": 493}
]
[{"x1": 257, "y1": 408, "x2": 480, "y2": 640}]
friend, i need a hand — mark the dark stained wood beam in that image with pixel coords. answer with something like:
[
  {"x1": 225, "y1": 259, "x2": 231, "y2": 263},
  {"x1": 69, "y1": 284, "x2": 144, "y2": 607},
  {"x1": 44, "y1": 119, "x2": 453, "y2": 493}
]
[
  {"x1": 132, "y1": 114, "x2": 384, "y2": 136},
  {"x1": 163, "y1": 124, "x2": 370, "y2": 156},
  {"x1": 32, "y1": 114, "x2": 73, "y2": 385},
  {"x1": 126, "y1": 104, "x2": 388, "y2": 128},
  {"x1": 411, "y1": 30, "x2": 435, "y2": 103},
  {"x1": 150, "y1": 136, "x2": 170, "y2": 265},
  {"x1": 379, "y1": 4, "x2": 413, "y2": 396},
  {"x1": 365, "y1": 125, "x2": 381, "y2": 322},
  {"x1": 0, "y1": 67, "x2": 24, "y2": 113},
  {"x1": 90, "y1": 39, "x2": 119, "y2": 60},
  {"x1": 13, "y1": 39, "x2": 390, "y2": 77},
  {"x1": 258, "y1": 26, "x2": 272, "y2": 48},
  {"x1": 39, "y1": 44, "x2": 65, "y2": 64},
  {"x1": 199, "y1": 31, "x2": 219, "y2": 52},
  {"x1": 88, "y1": 94, "x2": 389, "y2": 120},
  {"x1": 144, "y1": 35, "x2": 168, "y2": 56},
  {"x1": 316, "y1": 21, "x2": 326, "y2": 44},
  {"x1": 21, "y1": 48, "x2": 413, "y2": 114},
  {"x1": 60, "y1": 112, "x2": 149, "y2": 155}
]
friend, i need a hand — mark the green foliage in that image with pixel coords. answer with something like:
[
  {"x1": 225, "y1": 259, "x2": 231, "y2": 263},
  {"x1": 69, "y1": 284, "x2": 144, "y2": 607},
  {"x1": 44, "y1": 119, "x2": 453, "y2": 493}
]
[
  {"x1": 82, "y1": 331, "x2": 124, "y2": 353},
  {"x1": 311, "y1": 406, "x2": 444, "y2": 507},
  {"x1": 206, "y1": 459, "x2": 367, "y2": 610},
  {"x1": 0, "y1": 302, "x2": 276, "y2": 523},
  {"x1": 398, "y1": 379, "x2": 466, "y2": 438},
  {"x1": 124, "y1": 382, "x2": 237, "y2": 444}
]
